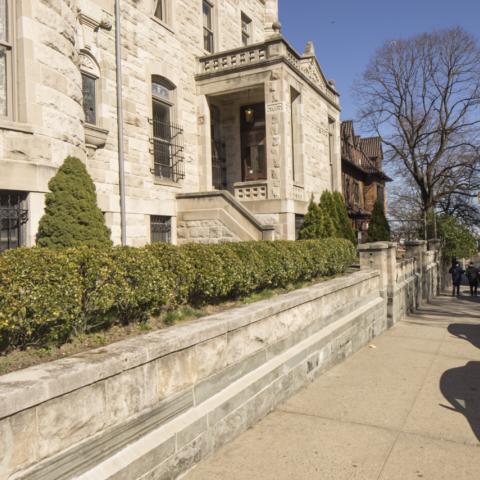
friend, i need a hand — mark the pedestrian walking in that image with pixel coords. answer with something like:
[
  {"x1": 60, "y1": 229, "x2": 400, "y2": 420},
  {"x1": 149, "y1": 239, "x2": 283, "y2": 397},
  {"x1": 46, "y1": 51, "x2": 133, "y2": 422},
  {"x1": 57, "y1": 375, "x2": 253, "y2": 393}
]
[
  {"x1": 466, "y1": 262, "x2": 479, "y2": 296},
  {"x1": 449, "y1": 262, "x2": 464, "y2": 296}
]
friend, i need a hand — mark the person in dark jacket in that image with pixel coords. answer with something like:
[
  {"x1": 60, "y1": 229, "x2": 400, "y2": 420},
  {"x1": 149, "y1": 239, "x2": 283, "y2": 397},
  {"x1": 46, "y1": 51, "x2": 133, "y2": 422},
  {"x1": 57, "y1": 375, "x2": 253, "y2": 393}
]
[
  {"x1": 466, "y1": 262, "x2": 479, "y2": 296},
  {"x1": 449, "y1": 263, "x2": 464, "y2": 296}
]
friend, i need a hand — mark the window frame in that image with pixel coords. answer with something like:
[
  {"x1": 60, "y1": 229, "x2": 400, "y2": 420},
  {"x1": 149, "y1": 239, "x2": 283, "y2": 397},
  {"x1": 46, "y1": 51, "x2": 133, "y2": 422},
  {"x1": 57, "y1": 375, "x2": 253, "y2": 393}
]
[
  {"x1": 202, "y1": 0, "x2": 215, "y2": 53},
  {"x1": 241, "y1": 12, "x2": 252, "y2": 46},
  {"x1": 0, "y1": 0, "x2": 15, "y2": 120},
  {"x1": 154, "y1": 0, "x2": 166, "y2": 22},
  {"x1": 150, "y1": 215, "x2": 172, "y2": 244},
  {"x1": 81, "y1": 71, "x2": 97, "y2": 126}
]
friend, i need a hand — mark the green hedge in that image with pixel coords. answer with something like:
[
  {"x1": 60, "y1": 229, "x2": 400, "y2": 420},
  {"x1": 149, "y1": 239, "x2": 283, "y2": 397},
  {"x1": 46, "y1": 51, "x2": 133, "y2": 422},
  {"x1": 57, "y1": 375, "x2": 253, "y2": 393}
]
[{"x1": 0, "y1": 239, "x2": 356, "y2": 352}]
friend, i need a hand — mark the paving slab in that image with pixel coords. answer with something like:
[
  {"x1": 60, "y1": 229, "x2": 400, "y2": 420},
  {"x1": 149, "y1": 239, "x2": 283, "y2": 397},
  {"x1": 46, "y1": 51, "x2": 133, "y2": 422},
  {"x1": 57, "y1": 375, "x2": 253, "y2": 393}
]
[{"x1": 184, "y1": 294, "x2": 480, "y2": 480}]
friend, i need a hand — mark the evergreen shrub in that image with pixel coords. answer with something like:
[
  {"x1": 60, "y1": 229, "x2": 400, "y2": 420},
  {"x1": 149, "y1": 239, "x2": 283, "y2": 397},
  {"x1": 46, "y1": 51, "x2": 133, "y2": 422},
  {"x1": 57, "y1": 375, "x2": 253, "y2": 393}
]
[
  {"x1": 0, "y1": 239, "x2": 356, "y2": 352},
  {"x1": 36, "y1": 156, "x2": 112, "y2": 248},
  {"x1": 367, "y1": 200, "x2": 391, "y2": 242}
]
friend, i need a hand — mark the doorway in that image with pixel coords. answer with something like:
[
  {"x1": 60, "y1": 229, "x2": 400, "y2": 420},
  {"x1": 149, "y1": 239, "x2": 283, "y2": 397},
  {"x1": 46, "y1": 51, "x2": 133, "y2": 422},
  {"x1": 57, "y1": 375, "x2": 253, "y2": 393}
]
[{"x1": 240, "y1": 103, "x2": 267, "y2": 181}]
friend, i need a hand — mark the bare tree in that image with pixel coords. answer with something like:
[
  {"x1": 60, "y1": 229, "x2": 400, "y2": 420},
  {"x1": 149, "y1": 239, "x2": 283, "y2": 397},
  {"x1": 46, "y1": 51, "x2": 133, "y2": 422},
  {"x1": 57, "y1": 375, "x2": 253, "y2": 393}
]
[{"x1": 355, "y1": 27, "x2": 480, "y2": 226}]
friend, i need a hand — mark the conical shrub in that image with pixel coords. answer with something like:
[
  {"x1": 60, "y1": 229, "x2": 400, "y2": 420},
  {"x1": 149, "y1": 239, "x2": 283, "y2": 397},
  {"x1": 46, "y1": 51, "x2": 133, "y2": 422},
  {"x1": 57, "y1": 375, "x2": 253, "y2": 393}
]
[
  {"x1": 299, "y1": 198, "x2": 324, "y2": 239},
  {"x1": 333, "y1": 191, "x2": 356, "y2": 243},
  {"x1": 37, "y1": 156, "x2": 112, "y2": 248},
  {"x1": 367, "y1": 200, "x2": 391, "y2": 242}
]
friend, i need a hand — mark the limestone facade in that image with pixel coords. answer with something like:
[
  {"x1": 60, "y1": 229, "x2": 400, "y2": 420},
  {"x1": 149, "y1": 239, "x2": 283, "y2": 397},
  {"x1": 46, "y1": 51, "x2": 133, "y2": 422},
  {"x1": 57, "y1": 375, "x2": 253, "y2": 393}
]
[{"x1": 0, "y1": 0, "x2": 341, "y2": 248}]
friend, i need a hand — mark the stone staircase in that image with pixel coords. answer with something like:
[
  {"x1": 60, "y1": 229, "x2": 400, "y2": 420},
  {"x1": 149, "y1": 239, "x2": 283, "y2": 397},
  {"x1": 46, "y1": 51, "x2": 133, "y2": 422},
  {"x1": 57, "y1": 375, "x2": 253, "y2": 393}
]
[{"x1": 176, "y1": 191, "x2": 275, "y2": 243}]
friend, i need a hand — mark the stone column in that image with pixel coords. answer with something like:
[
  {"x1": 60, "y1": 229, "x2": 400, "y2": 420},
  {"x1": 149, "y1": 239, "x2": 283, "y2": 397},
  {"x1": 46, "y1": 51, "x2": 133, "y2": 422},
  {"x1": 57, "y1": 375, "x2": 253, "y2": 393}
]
[{"x1": 405, "y1": 240, "x2": 428, "y2": 306}]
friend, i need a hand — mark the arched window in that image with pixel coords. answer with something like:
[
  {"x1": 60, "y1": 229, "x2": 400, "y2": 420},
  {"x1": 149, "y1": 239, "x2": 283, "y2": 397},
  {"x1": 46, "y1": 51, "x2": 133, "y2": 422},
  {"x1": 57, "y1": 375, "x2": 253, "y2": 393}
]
[
  {"x1": 0, "y1": 0, "x2": 14, "y2": 118},
  {"x1": 79, "y1": 52, "x2": 100, "y2": 125},
  {"x1": 151, "y1": 76, "x2": 184, "y2": 181}
]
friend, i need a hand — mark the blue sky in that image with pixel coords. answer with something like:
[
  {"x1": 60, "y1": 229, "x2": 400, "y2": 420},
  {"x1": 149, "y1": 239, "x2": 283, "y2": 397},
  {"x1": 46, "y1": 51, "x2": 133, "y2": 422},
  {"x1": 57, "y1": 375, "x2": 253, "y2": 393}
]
[{"x1": 279, "y1": 0, "x2": 480, "y2": 123}]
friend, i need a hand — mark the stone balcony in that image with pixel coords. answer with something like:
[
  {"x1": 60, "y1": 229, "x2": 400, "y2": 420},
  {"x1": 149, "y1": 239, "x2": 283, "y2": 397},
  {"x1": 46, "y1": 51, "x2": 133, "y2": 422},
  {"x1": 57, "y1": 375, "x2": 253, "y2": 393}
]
[{"x1": 197, "y1": 36, "x2": 339, "y2": 108}]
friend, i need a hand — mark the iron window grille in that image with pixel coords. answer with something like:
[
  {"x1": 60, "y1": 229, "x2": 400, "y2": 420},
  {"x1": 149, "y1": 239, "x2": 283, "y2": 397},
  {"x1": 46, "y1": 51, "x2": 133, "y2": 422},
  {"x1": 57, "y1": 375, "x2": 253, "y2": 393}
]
[
  {"x1": 150, "y1": 215, "x2": 171, "y2": 243},
  {"x1": 212, "y1": 140, "x2": 227, "y2": 190},
  {"x1": 150, "y1": 118, "x2": 185, "y2": 182},
  {"x1": 0, "y1": 190, "x2": 28, "y2": 252}
]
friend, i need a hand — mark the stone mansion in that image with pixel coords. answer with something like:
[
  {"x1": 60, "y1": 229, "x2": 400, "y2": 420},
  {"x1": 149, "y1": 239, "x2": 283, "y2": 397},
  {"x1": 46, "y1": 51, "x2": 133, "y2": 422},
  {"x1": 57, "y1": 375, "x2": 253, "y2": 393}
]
[{"x1": 0, "y1": 0, "x2": 342, "y2": 249}]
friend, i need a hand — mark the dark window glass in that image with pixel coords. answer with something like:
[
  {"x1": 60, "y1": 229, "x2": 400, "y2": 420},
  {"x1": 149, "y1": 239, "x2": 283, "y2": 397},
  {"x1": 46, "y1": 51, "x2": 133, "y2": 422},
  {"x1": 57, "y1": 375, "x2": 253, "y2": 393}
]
[
  {"x1": 203, "y1": 1, "x2": 214, "y2": 52},
  {"x1": 0, "y1": 190, "x2": 28, "y2": 252},
  {"x1": 150, "y1": 215, "x2": 171, "y2": 243},
  {"x1": 295, "y1": 214, "x2": 304, "y2": 240},
  {"x1": 82, "y1": 72, "x2": 96, "y2": 125},
  {"x1": 241, "y1": 13, "x2": 251, "y2": 46},
  {"x1": 154, "y1": 0, "x2": 164, "y2": 21}
]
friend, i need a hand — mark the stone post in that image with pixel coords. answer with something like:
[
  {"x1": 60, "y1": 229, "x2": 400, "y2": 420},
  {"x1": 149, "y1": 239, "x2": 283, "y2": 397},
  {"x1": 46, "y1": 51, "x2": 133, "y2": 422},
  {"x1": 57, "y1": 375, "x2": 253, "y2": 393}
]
[
  {"x1": 358, "y1": 242, "x2": 392, "y2": 294},
  {"x1": 428, "y1": 238, "x2": 442, "y2": 295},
  {"x1": 404, "y1": 240, "x2": 427, "y2": 307}
]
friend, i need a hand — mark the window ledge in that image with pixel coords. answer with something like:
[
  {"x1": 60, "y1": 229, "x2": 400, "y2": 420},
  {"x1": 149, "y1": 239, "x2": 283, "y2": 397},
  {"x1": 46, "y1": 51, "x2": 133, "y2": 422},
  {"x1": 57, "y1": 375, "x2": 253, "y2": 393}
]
[
  {"x1": 85, "y1": 124, "x2": 109, "y2": 149},
  {"x1": 151, "y1": 16, "x2": 175, "y2": 34},
  {"x1": 0, "y1": 119, "x2": 34, "y2": 134},
  {"x1": 153, "y1": 177, "x2": 182, "y2": 188}
]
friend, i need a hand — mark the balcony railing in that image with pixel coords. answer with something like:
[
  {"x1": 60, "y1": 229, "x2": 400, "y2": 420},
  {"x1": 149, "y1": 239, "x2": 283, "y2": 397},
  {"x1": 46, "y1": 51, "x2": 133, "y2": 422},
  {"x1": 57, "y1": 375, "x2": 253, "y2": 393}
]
[
  {"x1": 150, "y1": 121, "x2": 185, "y2": 182},
  {"x1": 197, "y1": 38, "x2": 339, "y2": 106}
]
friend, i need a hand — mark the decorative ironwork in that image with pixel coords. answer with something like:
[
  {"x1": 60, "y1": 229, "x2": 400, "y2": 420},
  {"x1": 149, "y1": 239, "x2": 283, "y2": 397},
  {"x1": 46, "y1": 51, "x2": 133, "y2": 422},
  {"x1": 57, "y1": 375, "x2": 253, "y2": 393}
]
[
  {"x1": 212, "y1": 141, "x2": 227, "y2": 190},
  {"x1": 0, "y1": 191, "x2": 28, "y2": 252},
  {"x1": 150, "y1": 215, "x2": 171, "y2": 243},
  {"x1": 150, "y1": 120, "x2": 185, "y2": 182}
]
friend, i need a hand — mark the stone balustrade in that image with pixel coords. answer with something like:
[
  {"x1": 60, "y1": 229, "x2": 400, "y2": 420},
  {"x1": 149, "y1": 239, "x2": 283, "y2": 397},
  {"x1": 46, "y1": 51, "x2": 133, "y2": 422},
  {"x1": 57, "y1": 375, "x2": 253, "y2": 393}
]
[{"x1": 197, "y1": 38, "x2": 340, "y2": 107}]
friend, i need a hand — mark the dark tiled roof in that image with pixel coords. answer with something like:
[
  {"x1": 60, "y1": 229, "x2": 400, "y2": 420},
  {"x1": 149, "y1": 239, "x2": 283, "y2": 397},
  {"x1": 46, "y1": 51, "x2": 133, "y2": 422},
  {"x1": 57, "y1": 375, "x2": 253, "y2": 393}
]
[
  {"x1": 359, "y1": 137, "x2": 383, "y2": 160},
  {"x1": 340, "y1": 121, "x2": 391, "y2": 181}
]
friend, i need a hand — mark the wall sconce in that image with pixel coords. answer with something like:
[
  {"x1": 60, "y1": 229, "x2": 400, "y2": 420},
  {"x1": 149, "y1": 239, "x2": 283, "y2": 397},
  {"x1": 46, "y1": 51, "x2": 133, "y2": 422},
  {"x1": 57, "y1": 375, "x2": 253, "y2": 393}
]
[{"x1": 244, "y1": 106, "x2": 255, "y2": 124}]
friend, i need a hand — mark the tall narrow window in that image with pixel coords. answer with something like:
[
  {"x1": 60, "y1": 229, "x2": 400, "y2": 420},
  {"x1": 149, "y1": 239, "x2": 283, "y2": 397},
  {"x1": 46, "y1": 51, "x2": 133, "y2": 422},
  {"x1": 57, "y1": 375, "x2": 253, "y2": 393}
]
[
  {"x1": 151, "y1": 77, "x2": 184, "y2": 181},
  {"x1": 150, "y1": 215, "x2": 171, "y2": 243},
  {"x1": 154, "y1": 0, "x2": 166, "y2": 22},
  {"x1": 82, "y1": 72, "x2": 96, "y2": 125},
  {"x1": 203, "y1": 1, "x2": 214, "y2": 53},
  {"x1": 0, "y1": 0, "x2": 13, "y2": 118},
  {"x1": 241, "y1": 12, "x2": 252, "y2": 46}
]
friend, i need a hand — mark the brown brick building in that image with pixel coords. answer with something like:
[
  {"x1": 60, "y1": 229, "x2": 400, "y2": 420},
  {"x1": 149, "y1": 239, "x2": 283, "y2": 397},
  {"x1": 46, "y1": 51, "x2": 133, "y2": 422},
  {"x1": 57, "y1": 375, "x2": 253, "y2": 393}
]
[{"x1": 341, "y1": 121, "x2": 391, "y2": 241}]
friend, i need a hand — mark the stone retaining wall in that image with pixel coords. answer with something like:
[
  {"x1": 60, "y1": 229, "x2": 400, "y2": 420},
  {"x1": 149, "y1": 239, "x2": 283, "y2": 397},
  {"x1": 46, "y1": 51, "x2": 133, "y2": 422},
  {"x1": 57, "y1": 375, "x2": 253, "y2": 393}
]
[{"x1": 1, "y1": 270, "x2": 385, "y2": 480}]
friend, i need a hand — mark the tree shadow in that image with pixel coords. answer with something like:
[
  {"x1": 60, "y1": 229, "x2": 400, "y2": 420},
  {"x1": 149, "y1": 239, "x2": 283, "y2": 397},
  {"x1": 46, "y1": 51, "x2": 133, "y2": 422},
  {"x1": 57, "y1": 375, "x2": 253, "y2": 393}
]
[
  {"x1": 440, "y1": 361, "x2": 480, "y2": 442},
  {"x1": 448, "y1": 324, "x2": 480, "y2": 350}
]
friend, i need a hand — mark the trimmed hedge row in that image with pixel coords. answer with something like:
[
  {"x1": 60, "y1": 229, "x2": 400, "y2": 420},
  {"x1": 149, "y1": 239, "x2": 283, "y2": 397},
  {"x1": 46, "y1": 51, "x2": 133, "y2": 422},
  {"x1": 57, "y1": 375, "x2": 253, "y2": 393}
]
[{"x1": 0, "y1": 239, "x2": 356, "y2": 352}]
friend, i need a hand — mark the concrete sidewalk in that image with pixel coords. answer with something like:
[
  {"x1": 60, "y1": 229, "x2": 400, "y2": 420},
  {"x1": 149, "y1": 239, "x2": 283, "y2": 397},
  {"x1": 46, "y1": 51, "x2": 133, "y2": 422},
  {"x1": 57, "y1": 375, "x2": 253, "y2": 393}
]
[{"x1": 184, "y1": 292, "x2": 480, "y2": 480}]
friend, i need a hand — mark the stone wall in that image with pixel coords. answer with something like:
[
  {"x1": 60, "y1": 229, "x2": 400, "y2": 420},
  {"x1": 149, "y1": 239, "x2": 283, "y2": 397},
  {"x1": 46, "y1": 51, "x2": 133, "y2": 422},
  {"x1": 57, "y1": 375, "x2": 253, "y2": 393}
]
[
  {"x1": 358, "y1": 240, "x2": 441, "y2": 328},
  {"x1": 0, "y1": 270, "x2": 386, "y2": 480}
]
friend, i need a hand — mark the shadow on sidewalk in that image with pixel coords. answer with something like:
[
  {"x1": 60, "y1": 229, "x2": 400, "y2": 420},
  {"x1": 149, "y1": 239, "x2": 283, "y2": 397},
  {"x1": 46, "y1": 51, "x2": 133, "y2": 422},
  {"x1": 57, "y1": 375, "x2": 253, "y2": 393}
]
[
  {"x1": 448, "y1": 324, "x2": 480, "y2": 350},
  {"x1": 440, "y1": 361, "x2": 480, "y2": 442}
]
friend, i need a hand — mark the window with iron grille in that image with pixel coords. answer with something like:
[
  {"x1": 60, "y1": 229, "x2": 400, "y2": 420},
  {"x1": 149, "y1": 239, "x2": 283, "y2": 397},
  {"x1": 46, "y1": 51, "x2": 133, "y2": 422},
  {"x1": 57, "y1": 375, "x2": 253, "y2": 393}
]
[
  {"x1": 0, "y1": 190, "x2": 28, "y2": 252},
  {"x1": 151, "y1": 78, "x2": 184, "y2": 182},
  {"x1": 203, "y1": 1, "x2": 214, "y2": 53},
  {"x1": 150, "y1": 215, "x2": 171, "y2": 243},
  {"x1": 241, "y1": 12, "x2": 252, "y2": 46}
]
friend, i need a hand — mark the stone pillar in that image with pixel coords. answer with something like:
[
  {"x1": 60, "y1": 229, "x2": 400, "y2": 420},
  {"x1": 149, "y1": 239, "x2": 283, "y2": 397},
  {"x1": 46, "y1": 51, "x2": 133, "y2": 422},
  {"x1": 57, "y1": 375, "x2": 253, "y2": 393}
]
[
  {"x1": 264, "y1": 70, "x2": 288, "y2": 201},
  {"x1": 197, "y1": 95, "x2": 213, "y2": 191},
  {"x1": 428, "y1": 238, "x2": 442, "y2": 295},
  {"x1": 264, "y1": 0, "x2": 280, "y2": 37},
  {"x1": 359, "y1": 242, "x2": 399, "y2": 326},
  {"x1": 405, "y1": 240, "x2": 427, "y2": 307},
  {"x1": 358, "y1": 242, "x2": 391, "y2": 293}
]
